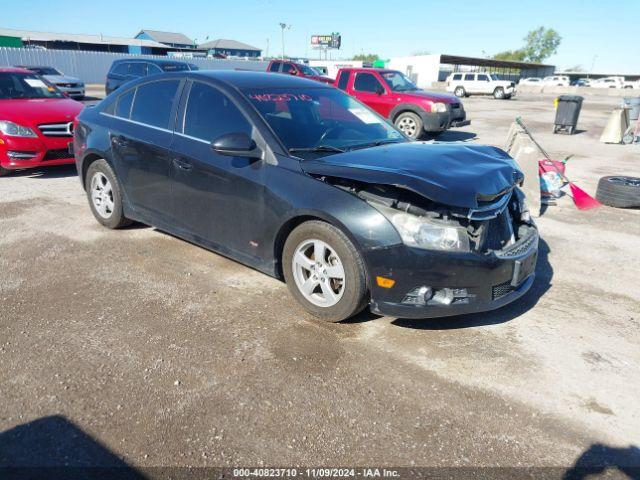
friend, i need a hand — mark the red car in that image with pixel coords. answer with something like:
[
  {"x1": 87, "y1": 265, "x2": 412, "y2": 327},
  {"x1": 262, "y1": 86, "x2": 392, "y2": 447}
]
[
  {"x1": 0, "y1": 67, "x2": 83, "y2": 176},
  {"x1": 335, "y1": 68, "x2": 470, "y2": 139},
  {"x1": 267, "y1": 60, "x2": 333, "y2": 84}
]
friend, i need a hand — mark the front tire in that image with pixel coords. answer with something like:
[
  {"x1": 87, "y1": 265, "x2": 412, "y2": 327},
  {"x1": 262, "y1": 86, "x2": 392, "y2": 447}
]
[
  {"x1": 0, "y1": 165, "x2": 11, "y2": 177},
  {"x1": 454, "y1": 86, "x2": 466, "y2": 97},
  {"x1": 85, "y1": 159, "x2": 131, "y2": 229},
  {"x1": 394, "y1": 111, "x2": 423, "y2": 139},
  {"x1": 493, "y1": 87, "x2": 505, "y2": 99},
  {"x1": 283, "y1": 221, "x2": 368, "y2": 322}
]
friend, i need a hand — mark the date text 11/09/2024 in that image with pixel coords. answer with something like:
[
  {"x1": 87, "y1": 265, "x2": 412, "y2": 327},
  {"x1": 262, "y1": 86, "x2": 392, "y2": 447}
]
[{"x1": 233, "y1": 468, "x2": 400, "y2": 478}]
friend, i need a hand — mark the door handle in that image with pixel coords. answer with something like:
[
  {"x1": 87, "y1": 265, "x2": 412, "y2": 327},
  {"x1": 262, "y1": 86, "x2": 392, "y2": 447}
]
[
  {"x1": 111, "y1": 136, "x2": 129, "y2": 147},
  {"x1": 172, "y1": 158, "x2": 193, "y2": 172}
]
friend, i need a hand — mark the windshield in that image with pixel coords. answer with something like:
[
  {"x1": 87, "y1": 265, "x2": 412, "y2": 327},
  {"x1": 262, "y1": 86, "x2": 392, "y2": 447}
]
[
  {"x1": 381, "y1": 71, "x2": 418, "y2": 92},
  {"x1": 29, "y1": 67, "x2": 62, "y2": 76},
  {"x1": 244, "y1": 87, "x2": 406, "y2": 156},
  {"x1": 299, "y1": 65, "x2": 321, "y2": 76},
  {"x1": 161, "y1": 63, "x2": 190, "y2": 72},
  {"x1": 0, "y1": 73, "x2": 64, "y2": 99}
]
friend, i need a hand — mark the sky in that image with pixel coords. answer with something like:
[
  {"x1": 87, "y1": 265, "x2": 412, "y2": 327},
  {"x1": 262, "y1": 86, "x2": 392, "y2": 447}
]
[{"x1": 4, "y1": 0, "x2": 639, "y2": 73}]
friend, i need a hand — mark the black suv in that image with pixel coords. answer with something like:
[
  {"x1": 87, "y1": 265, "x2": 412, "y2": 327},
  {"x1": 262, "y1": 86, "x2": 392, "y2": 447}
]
[{"x1": 105, "y1": 59, "x2": 197, "y2": 95}]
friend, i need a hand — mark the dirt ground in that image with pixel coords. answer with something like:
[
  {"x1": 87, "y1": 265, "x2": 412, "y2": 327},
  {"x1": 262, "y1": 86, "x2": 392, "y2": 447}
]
[{"x1": 1, "y1": 90, "x2": 639, "y2": 476}]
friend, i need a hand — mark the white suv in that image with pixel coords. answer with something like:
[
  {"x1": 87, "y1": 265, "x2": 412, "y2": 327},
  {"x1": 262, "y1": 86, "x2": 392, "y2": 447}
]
[
  {"x1": 446, "y1": 72, "x2": 516, "y2": 99},
  {"x1": 592, "y1": 77, "x2": 625, "y2": 89},
  {"x1": 624, "y1": 79, "x2": 640, "y2": 90},
  {"x1": 542, "y1": 76, "x2": 570, "y2": 87}
]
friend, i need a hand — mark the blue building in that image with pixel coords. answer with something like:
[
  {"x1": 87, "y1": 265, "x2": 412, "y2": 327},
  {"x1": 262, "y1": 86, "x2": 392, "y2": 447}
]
[{"x1": 198, "y1": 39, "x2": 261, "y2": 58}]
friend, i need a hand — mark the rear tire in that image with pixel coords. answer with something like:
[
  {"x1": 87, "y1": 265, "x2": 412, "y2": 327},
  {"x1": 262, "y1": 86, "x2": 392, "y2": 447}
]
[
  {"x1": 596, "y1": 176, "x2": 640, "y2": 208},
  {"x1": 493, "y1": 87, "x2": 505, "y2": 99},
  {"x1": 283, "y1": 220, "x2": 368, "y2": 322},
  {"x1": 394, "y1": 111, "x2": 423, "y2": 139},
  {"x1": 85, "y1": 159, "x2": 131, "y2": 229},
  {"x1": 454, "y1": 86, "x2": 466, "y2": 97}
]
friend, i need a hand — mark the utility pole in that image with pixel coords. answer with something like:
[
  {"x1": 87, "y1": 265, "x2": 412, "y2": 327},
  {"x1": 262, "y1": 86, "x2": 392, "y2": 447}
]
[
  {"x1": 265, "y1": 38, "x2": 270, "y2": 59},
  {"x1": 279, "y1": 23, "x2": 290, "y2": 59},
  {"x1": 589, "y1": 54, "x2": 598, "y2": 78}
]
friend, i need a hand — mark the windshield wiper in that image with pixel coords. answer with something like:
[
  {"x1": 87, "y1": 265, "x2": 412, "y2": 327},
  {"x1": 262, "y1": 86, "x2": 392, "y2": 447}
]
[
  {"x1": 289, "y1": 145, "x2": 346, "y2": 154},
  {"x1": 346, "y1": 139, "x2": 404, "y2": 151}
]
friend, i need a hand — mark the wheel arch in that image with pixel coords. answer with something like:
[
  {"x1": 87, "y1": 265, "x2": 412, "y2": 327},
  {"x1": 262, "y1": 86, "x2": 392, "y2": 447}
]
[
  {"x1": 390, "y1": 103, "x2": 427, "y2": 122},
  {"x1": 272, "y1": 210, "x2": 371, "y2": 282},
  {"x1": 79, "y1": 151, "x2": 108, "y2": 190}
]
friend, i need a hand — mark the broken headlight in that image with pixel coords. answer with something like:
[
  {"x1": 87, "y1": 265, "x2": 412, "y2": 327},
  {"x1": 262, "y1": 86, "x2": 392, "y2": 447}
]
[{"x1": 378, "y1": 206, "x2": 470, "y2": 252}]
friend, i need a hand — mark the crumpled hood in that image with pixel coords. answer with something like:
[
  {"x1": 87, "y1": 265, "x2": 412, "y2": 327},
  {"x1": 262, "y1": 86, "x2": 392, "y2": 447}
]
[
  {"x1": 43, "y1": 74, "x2": 82, "y2": 85},
  {"x1": 300, "y1": 142, "x2": 523, "y2": 209}
]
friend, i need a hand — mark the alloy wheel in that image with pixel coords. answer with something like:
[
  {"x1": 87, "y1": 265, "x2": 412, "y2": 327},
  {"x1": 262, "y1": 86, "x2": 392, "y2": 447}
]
[
  {"x1": 397, "y1": 117, "x2": 417, "y2": 138},
  {"x1": 90, "y1": 172, "x2": 115, "y2": 219},
  {"x1": 292, "y1": 239, "x2": 346, "y2": 307}
]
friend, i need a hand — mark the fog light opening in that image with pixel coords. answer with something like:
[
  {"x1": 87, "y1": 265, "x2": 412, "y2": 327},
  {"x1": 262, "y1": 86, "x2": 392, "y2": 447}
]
[{"x1": 431, "y1": 288, "x2": 454, "y2": 306}]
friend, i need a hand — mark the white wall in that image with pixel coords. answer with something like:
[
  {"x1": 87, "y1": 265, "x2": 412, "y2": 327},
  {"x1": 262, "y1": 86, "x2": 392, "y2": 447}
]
[
  {"x1": 386, "y1": 55, "x2": 442, "y2": 89},
  {"x1": 308, "y1": 60, "x2": 363, "y2": 79}
]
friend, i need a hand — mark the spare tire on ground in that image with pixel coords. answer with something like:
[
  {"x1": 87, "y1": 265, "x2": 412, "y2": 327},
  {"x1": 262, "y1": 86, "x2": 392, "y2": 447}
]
[{"x1": 596, "y1": 176, "x2": 640, "y2": 208}]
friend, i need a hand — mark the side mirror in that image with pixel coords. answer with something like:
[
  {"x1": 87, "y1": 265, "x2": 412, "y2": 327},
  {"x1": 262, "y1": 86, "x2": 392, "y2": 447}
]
[
  {"x1": 375, "y1": 85, "x2": 385, "y2": 95},
  {"x1": 289, "y1": 69, "x2": 298, "y2": 76},
  {"x1": 211, "y1": 132, "x2": 261, "y2": 158}
]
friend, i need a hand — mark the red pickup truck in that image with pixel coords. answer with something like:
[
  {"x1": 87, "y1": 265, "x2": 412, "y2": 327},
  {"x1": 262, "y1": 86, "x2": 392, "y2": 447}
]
[
  {"x1": 267, "y1": 60, "x2": 333, "y2": 85},
  {"x1": 334, "y1": 68, "x2": 469, "y2": 139}
]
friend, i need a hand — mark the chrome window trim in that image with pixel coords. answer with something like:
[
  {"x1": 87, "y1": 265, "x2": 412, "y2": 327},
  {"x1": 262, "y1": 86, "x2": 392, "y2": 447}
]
[
  {"x1": 99, "y1": 112, "x2": 173, "y2": 134},
  {"x1": 174, "y1": 131, "x2": 209, "y2": 144}
]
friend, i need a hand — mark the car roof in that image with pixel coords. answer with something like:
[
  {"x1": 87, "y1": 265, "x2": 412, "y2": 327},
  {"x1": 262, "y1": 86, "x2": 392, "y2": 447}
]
[
  {"x1": 188, "y1": 70, "x2": 333, "y2": 89},
  {"x1": 0, "y1": 67, "x2": 33, "y2": 73},
  {"x1": 112, "y1": 58, "x2": 190, "y2": 66},
  {"x1": 14, "y1": 65, "x2": 52, "y2": 69}
]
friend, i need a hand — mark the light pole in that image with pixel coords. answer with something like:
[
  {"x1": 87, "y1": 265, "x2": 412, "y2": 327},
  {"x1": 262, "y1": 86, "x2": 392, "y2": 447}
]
[
  {"x1": 589, "y1": 55, "x2": 598, "y2": 78},
  {"x1": 279, "y1": 23, "x2": 291, "y2": 59}
]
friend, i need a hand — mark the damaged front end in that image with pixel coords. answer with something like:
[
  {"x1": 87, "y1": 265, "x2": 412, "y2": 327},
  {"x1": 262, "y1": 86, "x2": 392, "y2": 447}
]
[{"x1": 324, "y1": 177, "x2": 539, "y2": 318}]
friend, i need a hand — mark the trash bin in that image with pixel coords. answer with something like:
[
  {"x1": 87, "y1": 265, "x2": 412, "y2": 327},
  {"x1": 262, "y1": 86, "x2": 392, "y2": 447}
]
[
  {"x1": 622, "y1": 97, "x2": 640, "y2": 121},
  {"x1": 554, "y1": 95, "x2": 584, "y2": 134}
]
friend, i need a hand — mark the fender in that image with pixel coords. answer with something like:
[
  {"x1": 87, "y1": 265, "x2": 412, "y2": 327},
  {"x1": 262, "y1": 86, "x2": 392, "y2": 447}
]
[{"x1": 389, "y1": 102, "x2": 429, "y2": 121}]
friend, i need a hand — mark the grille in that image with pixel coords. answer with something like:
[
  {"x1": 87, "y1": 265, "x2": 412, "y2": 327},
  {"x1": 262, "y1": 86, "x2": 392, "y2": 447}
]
[
  {"x1": 492, "y1": 281, "x2": 514, "y2": 300},
  {"x1": 495, "y1": 232, "x2": 537, "y2": 259},
  {"x1": 57, "y1": 83, "x2": 79, "y2": 88},
  {"x1": 38, "y1": 122, "x2": 74, "y2": 137},
  {"x1": 451, "y1": 103, "x2": 461, "y2": 110},
  {"x1": 43, "y1": 149, "x2": 73, "y2": 161}
]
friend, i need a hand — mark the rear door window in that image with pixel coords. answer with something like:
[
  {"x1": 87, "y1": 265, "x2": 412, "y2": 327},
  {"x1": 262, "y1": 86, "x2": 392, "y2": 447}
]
[
  {"x1": 130, "y1": 80, "x2": 181, "y2": 129},
  {"x1": 337, "y1": 71, "x2": 350, "y2": 90},
  {"x1": 147, "y1": 63, "x2": 163, "y2": 74},
  {"x1": 282, "y1": 63, "x2": 296, "y2": 74},
  {"x1": 464, "y1": 74, "x2": 475, "y2": 81},
  {"x1": 354, "y1": 73, "x2": 383, "y2": 93},
  {"x1": 111, "y1": 63, "x2": 129, "y2": 76},
  {"x1": 269, "y1": 61, "x2": 282, "y2": 72},
  {"x1": 183, "y1": 82, "x2": 251, "y2": 141},
  {"x1": 115, "y1": 89, "x2": 135, "y2": 118},
  {"x1": 128, "y1": 63, "x2": 147, "y2": 77}
]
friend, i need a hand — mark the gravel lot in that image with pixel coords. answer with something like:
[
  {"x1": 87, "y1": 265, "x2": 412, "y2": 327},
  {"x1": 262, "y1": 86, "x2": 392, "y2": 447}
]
[{"x1": 1, "y1": 90, "x2": 639, "y2": 476}]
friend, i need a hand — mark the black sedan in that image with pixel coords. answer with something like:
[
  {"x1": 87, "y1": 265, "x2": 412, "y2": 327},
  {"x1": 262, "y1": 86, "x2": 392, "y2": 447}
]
[{"x1": 74, "y1": 71, "x2": 538, "y2": 322}]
